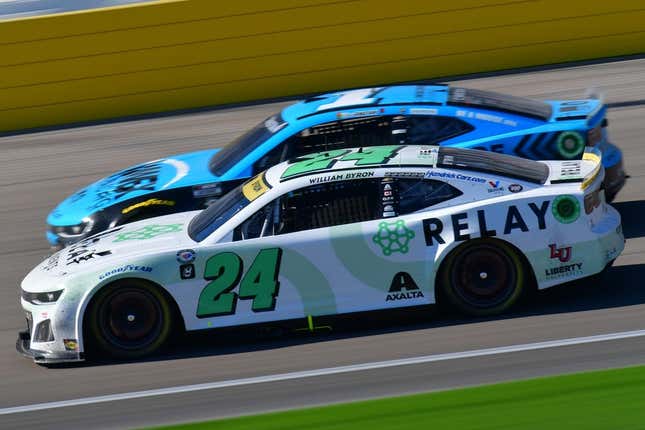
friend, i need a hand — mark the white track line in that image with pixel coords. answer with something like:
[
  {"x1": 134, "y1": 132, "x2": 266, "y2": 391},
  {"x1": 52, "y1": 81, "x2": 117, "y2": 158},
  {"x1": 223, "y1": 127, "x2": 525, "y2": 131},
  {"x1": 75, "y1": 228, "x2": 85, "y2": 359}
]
[{"x1": 3, "y1": 328, "x2": 645, "y2": 415}]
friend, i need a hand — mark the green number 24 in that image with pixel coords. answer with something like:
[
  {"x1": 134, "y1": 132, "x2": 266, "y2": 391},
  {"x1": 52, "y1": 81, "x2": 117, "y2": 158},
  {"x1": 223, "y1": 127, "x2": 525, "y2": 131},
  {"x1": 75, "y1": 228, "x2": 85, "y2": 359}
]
[{"x1": 196, "y1": 248, "x2": 282, "y2": 318}]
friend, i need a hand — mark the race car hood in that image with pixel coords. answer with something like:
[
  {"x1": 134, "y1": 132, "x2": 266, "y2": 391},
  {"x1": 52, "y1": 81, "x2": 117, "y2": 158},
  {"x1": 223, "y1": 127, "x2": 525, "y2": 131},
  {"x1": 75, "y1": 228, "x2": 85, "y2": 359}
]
[
  {"x1": 25, "y1": 211, "x2": 199, "y2": 292},
  {"x1": 47, "y1": 148, "x2": 221, "y2": 226}
]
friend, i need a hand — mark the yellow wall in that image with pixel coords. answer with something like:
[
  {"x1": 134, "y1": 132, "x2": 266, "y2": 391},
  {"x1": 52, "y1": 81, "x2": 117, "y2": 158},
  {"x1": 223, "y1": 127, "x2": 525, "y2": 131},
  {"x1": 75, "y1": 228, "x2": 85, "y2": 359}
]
[{"x1": 1, "y1": 0, "x2": 644, "y2": 132}]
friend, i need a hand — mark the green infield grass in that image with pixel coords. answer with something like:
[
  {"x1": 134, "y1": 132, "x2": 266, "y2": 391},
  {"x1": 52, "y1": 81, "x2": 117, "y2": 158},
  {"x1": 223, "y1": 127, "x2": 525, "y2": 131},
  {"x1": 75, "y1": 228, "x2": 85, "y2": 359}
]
[{"x1": 148, "y1": 364, "x2": 645, "y2": 429}]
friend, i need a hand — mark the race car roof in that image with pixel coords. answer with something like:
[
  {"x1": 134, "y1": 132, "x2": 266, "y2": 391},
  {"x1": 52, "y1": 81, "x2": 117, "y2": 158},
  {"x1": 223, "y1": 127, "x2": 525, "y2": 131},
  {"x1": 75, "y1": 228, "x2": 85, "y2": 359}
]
[
  {"x1": 266, "y1": 145, "x2": 550, "y2": 185},
  {"x1": 280, "y1": 85, "x2": 553, "y2": 123}
]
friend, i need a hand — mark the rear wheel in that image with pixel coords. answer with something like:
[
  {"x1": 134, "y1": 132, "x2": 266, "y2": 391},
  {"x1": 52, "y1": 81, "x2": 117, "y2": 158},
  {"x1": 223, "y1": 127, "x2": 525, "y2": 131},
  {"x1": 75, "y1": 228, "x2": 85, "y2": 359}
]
[
  {"x1": 439, "y1": 239, "x2": 526, "y2": 316},
  {"x1": 86, "y1": 279, "x2": 173, "y2": 359}
]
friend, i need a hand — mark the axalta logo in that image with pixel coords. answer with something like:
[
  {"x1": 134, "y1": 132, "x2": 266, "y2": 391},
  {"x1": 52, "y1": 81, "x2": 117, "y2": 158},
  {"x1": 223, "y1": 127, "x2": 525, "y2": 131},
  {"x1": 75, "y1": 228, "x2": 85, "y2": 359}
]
[
  {"x1": 424, "y1": 171, "x2": 485, "y2": 183},
  {"x1": 386, "y1": 272, "x2": 424, "y2": 302},
  {"x1": 549, "y1": 244, "x2": 572, "y2": 263}
]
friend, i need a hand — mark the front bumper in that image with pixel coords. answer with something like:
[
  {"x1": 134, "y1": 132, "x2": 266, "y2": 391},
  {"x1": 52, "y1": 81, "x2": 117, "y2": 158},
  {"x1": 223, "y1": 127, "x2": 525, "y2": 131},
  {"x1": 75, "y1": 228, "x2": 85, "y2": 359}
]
[
  {"x1": 16, "y1": 328, "x2": 83, "y2": 364},
  {"x1": 17, "y1": 298, "x2": 85, "y2": 364}
]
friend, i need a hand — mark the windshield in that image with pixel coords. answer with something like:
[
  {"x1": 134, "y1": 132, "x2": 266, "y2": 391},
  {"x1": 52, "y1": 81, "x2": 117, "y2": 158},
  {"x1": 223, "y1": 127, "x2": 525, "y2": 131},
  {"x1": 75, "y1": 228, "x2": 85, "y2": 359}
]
[
  {"x1": 188, "y1": 172, "x2": 272, "y2": 242},
  {"x1": 209, "y1": 113, "x2": 288, "y2": 176},
  {"x1": 188, "y1": 184, "x2": 251, "y2": 242}
]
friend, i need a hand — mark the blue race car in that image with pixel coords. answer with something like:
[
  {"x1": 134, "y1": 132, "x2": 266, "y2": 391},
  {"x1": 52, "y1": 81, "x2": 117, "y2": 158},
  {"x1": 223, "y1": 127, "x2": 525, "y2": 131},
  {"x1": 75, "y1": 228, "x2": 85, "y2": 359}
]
[{"x1": 47, "y1": 85, "x2": 625, "y2": 247}]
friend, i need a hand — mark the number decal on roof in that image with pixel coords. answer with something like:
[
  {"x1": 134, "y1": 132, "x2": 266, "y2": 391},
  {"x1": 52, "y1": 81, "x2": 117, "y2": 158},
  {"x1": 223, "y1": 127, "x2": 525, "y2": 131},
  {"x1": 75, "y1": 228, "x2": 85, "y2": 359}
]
[
  {"x1": 316, "y1": 88, "x2": 382, "y2": 111},
  {"x1": 281, "y1": 146, "x2": 402, "y2": 179},
  {"x1": 197, "y1": 248, "x2": 282, "y2": 318}
]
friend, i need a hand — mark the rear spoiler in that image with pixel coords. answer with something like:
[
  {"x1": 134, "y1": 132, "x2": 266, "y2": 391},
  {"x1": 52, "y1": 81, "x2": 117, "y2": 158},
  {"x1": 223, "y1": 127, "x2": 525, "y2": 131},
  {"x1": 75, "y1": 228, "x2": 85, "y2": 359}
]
[
  {"x1": 546, "y1": 147, "x2": 602, "y2": 188},
  {"x1": 551, "y1": 90, "x2": 605, "y2": 124},
  {"x1": 581, "y1": 147, "x2": 602, "y2": 190}
]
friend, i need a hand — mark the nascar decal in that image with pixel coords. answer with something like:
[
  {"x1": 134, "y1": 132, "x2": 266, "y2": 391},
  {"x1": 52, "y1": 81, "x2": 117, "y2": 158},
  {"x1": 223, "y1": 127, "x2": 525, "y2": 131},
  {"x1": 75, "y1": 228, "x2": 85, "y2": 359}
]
[
  {"x1": 422, "y1": 201, "x2": 550, "y2": 245},
  {"x1": 197, "y1": 248, "x2": 282, "y2": 318},
  {"x1": 282, "y1": 146, "x2": 402, "y2": 179}
]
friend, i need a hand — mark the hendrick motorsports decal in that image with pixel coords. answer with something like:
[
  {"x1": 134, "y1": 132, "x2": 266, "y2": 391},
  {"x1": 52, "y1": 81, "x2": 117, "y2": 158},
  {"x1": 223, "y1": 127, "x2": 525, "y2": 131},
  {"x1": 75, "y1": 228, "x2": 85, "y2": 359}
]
[{"x1": 425, "y1": 171, "x2": 486, "y2": 183}]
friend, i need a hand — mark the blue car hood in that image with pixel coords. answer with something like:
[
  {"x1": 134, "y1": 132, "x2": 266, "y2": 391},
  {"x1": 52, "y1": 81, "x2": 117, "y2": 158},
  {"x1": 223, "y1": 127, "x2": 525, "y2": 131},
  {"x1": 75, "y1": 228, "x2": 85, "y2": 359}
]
[{"x1": 48, "y1": 148, "x2": 221, "y2": 226}]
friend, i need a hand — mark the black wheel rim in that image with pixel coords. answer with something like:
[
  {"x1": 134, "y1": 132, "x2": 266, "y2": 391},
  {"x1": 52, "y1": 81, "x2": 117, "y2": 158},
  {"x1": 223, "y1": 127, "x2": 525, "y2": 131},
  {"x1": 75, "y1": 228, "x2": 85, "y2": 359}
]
[
  {"x1": 450, "y1": 244, "x2": 517, "y2": 309},
  {"x1": 98, "y1": 288, "x2": 163, "y2": 351}
]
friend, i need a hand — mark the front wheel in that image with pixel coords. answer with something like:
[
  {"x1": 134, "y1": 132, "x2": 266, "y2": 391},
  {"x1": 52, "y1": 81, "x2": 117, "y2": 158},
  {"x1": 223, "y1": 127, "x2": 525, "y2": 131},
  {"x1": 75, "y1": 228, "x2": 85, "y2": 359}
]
[
  {"x1": 439, "y1": 239, "x2": 526, "y2": 316},
  {"x1": 86, "y1": 279, "x2": 173, "y2": 360}
]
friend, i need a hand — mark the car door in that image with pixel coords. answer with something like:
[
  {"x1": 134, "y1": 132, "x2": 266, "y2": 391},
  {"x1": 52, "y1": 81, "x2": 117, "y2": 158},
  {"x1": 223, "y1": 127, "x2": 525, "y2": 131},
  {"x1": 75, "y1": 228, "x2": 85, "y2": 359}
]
[
  {"x1": 184, "y1": 174, "x2": 464, "y2": 330},
  {"x1": 227, "y1": 175, "x2": 447, "y2": 320}
]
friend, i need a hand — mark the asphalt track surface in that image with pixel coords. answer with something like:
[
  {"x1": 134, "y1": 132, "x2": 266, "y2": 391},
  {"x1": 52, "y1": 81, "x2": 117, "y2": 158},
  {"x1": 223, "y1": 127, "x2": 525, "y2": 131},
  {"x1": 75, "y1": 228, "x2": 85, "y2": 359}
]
[{"x1": 2, "y1": 58, "x2": 645, "y2": 429}]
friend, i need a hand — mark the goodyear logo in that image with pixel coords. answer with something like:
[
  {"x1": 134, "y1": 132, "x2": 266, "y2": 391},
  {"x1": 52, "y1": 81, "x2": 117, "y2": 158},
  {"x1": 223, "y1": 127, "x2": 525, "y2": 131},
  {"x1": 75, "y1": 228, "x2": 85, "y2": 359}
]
[{"x1": 121, "y1": 198, "x2": 175, "y2": 214}]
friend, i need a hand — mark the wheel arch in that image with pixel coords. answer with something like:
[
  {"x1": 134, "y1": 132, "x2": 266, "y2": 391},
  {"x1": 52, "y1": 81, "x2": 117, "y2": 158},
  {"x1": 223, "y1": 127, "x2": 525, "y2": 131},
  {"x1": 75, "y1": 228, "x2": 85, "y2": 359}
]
[
  {"x1": 431, "y1": 237, "x2": 538, "y2": 306},
  {"x1": 74, "y1": 276, "x2": 186, "y2": 354}
]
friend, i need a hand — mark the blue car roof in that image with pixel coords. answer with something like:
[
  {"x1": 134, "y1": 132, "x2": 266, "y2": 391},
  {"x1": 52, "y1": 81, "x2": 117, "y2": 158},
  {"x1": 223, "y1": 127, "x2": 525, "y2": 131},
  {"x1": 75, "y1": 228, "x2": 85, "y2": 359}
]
[
  {"x1": 280, "y1": 84, "x2": 556, "y2": 123},
  {"x1": 281, "y1": 85, "x2": 450, "y2": 123}
]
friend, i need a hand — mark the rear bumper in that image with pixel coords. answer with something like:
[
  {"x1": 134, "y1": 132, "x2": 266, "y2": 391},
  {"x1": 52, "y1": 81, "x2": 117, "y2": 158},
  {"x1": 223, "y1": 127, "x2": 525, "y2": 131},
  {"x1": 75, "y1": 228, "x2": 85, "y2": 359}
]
[
  {"x1": 601, "y1": 142, "x2": 626, "y2": 202},
  {"x1": 535, "y1": 203, "x2": 624, "y2": 289},
  {"x1": 604, "y1": 159, "x2": 627, "y2": 203}
]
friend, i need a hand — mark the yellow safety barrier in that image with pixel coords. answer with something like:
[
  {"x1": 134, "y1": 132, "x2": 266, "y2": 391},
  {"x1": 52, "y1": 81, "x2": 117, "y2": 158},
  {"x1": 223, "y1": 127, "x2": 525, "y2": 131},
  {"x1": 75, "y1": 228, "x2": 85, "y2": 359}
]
[{"x1": 0, "y1": 0, "x2": 644, "y2": 132}]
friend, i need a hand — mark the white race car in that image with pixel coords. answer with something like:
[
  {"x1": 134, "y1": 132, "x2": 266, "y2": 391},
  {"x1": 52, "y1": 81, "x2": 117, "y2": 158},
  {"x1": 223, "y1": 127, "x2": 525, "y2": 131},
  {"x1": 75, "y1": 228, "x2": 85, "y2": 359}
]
[{"x1": 17, "y1": 145, "x2": 623, "y2": 363}]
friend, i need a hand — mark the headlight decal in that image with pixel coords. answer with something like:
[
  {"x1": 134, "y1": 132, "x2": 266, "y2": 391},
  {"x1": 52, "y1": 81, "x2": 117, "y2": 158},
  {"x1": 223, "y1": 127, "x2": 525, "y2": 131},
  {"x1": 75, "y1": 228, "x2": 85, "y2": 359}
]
[{"x1": 22, "y1": 289, "x2": 64, "y2": 305}]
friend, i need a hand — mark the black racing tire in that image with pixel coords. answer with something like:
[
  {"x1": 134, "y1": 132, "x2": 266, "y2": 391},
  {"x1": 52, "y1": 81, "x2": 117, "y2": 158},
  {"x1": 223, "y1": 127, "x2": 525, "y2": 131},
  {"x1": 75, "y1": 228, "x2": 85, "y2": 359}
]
[
  {"x1": 439, "y1": 239, "x2": 526, "y2": 316},
  {"x1": 85, "y1": 279, "x2": 173, "y2": 360}
]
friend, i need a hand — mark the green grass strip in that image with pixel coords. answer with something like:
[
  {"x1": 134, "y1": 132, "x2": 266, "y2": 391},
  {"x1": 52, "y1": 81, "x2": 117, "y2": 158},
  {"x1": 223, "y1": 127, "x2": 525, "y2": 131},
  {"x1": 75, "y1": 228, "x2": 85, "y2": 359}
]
[{"x1": 148, "y1": 365, "x2": 645, "y2": 430}]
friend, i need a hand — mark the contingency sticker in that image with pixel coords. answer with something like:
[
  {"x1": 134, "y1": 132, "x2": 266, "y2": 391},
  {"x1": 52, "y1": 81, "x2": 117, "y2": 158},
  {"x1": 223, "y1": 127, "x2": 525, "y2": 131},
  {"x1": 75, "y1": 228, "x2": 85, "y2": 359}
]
[{"x1": 242, "y1": 173, "x2": 271, "y2": 202}]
